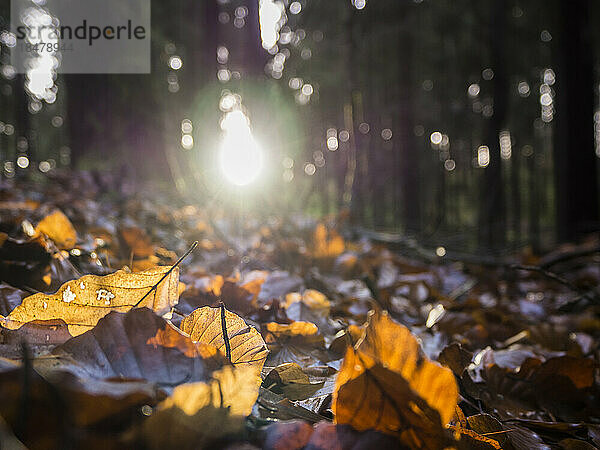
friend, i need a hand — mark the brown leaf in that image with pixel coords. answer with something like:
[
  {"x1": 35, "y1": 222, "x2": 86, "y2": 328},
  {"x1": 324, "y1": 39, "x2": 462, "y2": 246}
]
[
  {"x1": 480, "y1": 356, "x2": 600, "y2": 422},
  {"x1": 438, "y1": 342, "x2": 473, "y2": 376},
  {"x1": 263, "y1": 363, "x2": 325, "y2": 401},
  {"x1": 0, "y1": 363, "x2": 159, "y2": 449},
  {"x1": 180, "y1": 306, "x2": 268, "y2": 375},
  {"x1": 34, "y1": 210, "x2": 77, "y2": 250},
  {"x1": 304, "y1": 422, "x2": 405, "y2": 450},
  {"x1": 284, "y1": 290, "x2": 331, "y2": 312},
  {"x1": 1, "y1": 318, "x2": 72, "y2": 349},
  {"x1": 1, "y1": 266, "x2": 179, "y2": 336},
  {"x1": 263, "y1": 321, "x2": 329, "y2": 367},
  {"x1": 332, "y1": 310, "x2": 458, "y2": 449},
  {"x1": 0, "y1": 283, "x2": 28, "y2": 316},
  {"x1": 50, "y1": 308, "x2": 225, "y2": 384},
  {"x1": 262, "y1": 420, "x2": 314, "y2": 450}
]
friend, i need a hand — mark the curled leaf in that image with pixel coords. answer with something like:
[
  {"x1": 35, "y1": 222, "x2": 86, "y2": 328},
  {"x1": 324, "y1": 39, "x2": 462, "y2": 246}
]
[{"x1": 180, "y1": 305, "x2": 268, "y2": 374}]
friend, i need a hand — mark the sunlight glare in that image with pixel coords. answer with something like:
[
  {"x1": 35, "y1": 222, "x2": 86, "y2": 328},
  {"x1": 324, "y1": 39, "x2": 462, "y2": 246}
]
[{"x1": 219, "y1": 109, "x2": 264, "y2": 186}]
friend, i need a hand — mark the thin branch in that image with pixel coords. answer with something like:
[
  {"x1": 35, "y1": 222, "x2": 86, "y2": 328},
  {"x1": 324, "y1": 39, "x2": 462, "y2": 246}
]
[
  {"x1": 540, "y1": 245, "x2": 600, "y2": 270},
  {"x1": 508, "y1": 264, "x2": 598, "y2": 302},
  {"x1": 133, "y1": 241, "x2": 198, "y2": 307}
]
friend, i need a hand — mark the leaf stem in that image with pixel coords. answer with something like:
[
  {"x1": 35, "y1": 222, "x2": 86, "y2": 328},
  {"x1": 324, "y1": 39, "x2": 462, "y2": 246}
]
[{"x1": 219, "y1": 302, "x2": 232, "y2": 362}]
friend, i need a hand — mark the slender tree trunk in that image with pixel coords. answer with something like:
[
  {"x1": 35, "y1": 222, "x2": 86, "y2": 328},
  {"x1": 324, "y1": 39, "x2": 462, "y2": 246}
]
[
  {"x1": 397, "y1": 24, "x2": 419, "y2": 233},
  {"x1": 479, "y1": 0, "x2": 508, "y2": 249},
  {"x1": 554, "y1": 0, "x2": 598, "y2": 241}
]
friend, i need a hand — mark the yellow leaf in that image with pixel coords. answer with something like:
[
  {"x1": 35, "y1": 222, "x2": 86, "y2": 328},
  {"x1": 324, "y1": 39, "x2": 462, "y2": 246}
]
[
  {"x1": 34, "y1": 210, "x2": 77, "y2": 250},
  {"x1": 265, "y1": 321, "x2": 319, "y2": 338},
  {"x1": 284, "y1": 289, "x2": 331, "y2": 312},
  {"x1": 1, "y1": 266, "x2": 179, "y2": 336},
  {"x1": 159, "y1": 365, "x2": 259, "y2": 416},
  {"x1": 142, "y1": 365, "x2": 260, "y2": 450},
  {"x1": 181, "y1": 306, "x2": 268, "y2": 375},
  {"x1": 332, "y1": 310, "x2": 458, "y2": 449}
]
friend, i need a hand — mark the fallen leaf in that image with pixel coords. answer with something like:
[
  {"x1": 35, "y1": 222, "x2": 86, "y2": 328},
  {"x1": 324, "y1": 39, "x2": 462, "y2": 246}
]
[
  {"x1": 438, "y1": 342, "x2": 473, "y2": 376},
  {"x1": 50, "y1": 308, "x2": 225, "y2": 384},
  {"x1": 1, "y1": 318, "x2": 72, "y2": 348},
  {"x1": 479, "y1": 356, "x2": 600, "y2": 422},
  {"x1": 313, "y1": 223, "x2": 345, "y2": 259},
  {"x1": 0, "y1": 363, "x2": 158, "y2": 449},
  {"x1": 332, "y1": 310, "x2": 458, "y2": 449},
  {"x1": 263, "y1": 321, "x2": 329, "y2": 366},
  {"x1": 262, "y1": 362, "x2": 325, "y2": 400},
  {"x1": 180, "y1": 305, "x2": 268, "y2": 375},
  {"x1": 1, "y1": 266, "x2": 179, "y2": 336},
  {"x1": 141, "y1": 365, "x2": 260, "y2": 450},
  {"x1": 257, "y1": 271, "x2": 304, "y2": 302},
  {"x1": 0, "y1": 283, "x2": 27, "y2": 316},
  {"x1": 120, "y1": 226, "x2": 155, "y2": 258},
  {"x1": 34, "y1": 210, "x2": 77, "y2": 250},
  {"x1": 284, "y1": 289, "x2": 331, "y2": 311},
  {"x1": 255, "y1": 387, "x2": 326, "y2": 423},
  {"x1": 262, "y1": 420, "x2": 314, "y2": 450},
  {"x1": 304, "y1": 422, "x2": 404, "y2": 450}
]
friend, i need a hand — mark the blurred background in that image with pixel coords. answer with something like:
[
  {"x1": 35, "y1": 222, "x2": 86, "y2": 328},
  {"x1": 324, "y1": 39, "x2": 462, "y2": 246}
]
[{"x1": 0, "y1": 0, "x2": 599, "y2": 253}]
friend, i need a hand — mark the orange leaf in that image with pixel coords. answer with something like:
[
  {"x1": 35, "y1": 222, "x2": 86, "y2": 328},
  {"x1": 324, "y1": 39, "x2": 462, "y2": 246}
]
[
  {"x1": 332, "y1": 310, "x2": 458, "y2": 449},
  {"x1": 34, "y1": 210, "x2": 77, "y2": 250}
]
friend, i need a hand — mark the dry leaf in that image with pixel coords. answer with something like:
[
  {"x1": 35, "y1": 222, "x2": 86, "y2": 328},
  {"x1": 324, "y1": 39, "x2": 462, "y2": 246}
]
[
  {"x1": 1, "y1": 266, "x2": 179, "y2": 336},
  {"x1": 142, "y1": 365, "x2": 260, "y2": 450},
  {"x1": 263, "y1": 362, "x2": 325, "y2": 400},
  {"x1": 263, "y1": 321, "x2": 329, "y2": 366},
  {"x1": 0, "y1": 363, "x2": 159, "y2": 449},
  {"x1": 304, "y1": 422, "x2": 403, "y2": 449},
  {"x1": 284, "y1": 289, "x2": 331, "y2": 312},
  {"x1": 0, "y1": 283, "x2": 28, "y2": 316},
  {"x1": 265, "y1": 321, "x2": 320, "y2": 338},
  {"x1": 262, "y1": 420, "x2": 314, "y2": 450},
  {"x1": 313, "y1": 223, "x2": 345, "y2": 259},
  {"x1": 51, "y1": 308, "x2": 225, "y2": 384},
  {"x1": 180, "y1": 305, "x2": 268, "y2": 375},
  {"x1": 34, "y1": 210, "x2": 77, "y2": 250},
  {"x1": 120, "y1": 226, "x2": 155, "y2": 258},
  {"x1": 332, "y1": 310, "x2": 458, "y2": 449}
]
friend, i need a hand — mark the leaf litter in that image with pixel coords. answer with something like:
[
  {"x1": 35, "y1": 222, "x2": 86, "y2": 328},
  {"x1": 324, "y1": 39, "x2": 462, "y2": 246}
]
[{"x1": 0, "y1": 174, "x2": 598, "y2": 449}]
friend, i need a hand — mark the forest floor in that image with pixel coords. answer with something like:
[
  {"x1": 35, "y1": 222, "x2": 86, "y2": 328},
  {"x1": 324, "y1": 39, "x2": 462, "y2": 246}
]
[{"x1": 0, "y1": 171, "x2": 598, "y2": 450}]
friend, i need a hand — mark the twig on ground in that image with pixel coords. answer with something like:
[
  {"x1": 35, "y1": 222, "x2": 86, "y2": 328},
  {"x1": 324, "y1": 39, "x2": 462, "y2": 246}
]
[
  {"x1": 133, "y1": 240, "x2": 198, "y2": 307},
  {"x1": 540, "y1": 245, "x2": 600, "y2": 270},
  {"x1": 508, "y1": 264, "x2": 599, "y2": 302}
]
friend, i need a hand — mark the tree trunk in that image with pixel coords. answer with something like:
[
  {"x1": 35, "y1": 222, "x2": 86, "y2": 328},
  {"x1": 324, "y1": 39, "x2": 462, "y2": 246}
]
[
  {"x1": 479, "y1": 0, "x2": 508, "y2": 249},
  {"x1": 554, "y1": 0, "x2": 598, "y2": 241}
]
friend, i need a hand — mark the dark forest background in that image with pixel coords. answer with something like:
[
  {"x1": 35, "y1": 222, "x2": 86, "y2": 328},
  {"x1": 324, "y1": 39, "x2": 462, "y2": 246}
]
[{"x1": 1, "y1": 0, "x2": 599, "y2": 254}]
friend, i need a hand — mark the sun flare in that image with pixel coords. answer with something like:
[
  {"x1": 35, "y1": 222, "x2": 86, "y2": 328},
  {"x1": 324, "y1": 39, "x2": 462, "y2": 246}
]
[{"x1": 219, "y1": 109, "x2": 264, "y2": 186}]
